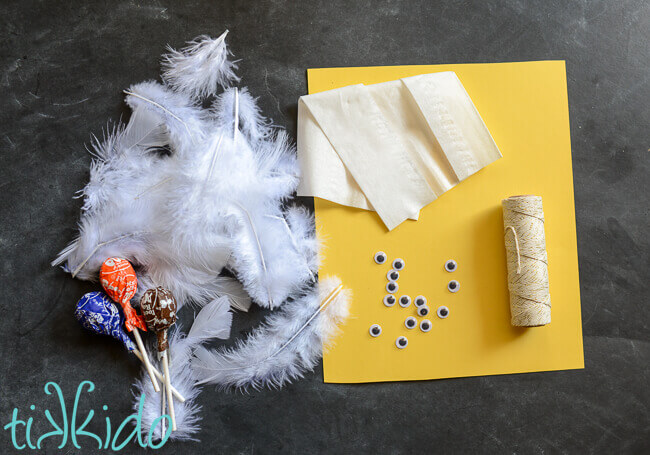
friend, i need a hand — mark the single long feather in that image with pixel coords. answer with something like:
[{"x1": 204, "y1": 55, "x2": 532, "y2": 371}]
[
  {"x1": 232, "y1": 201, "x2": 272, "y2": 307},
  {"x1": 132, "y1": 331, "x2": 202, "y2": 442},
  {"x1": 161, "y1": 31, "x2": 239, "y2": 99},
  {"x1": 123, "y1": 88, "x2": 195, "y2": 142},
  {"x1": 133, "y1": 299, "x2": 232, "y2": 441},
  {"x1": 120, "y1": 106, "x2": 168, "y2": 150},
  {"x1": 187, "y1": 296, "x2": 232, "y2": 341},
  {"x1": 191, "y1": 276, "x2": 350, "y2": 390}
]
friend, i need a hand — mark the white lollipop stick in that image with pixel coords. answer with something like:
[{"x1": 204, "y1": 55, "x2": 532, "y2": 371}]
[
  {"x1": 162, "y1": 349, "x2": 176, "y2": 431},
  {"x1": 131, "y1": 349, "x2": 186, "y2": 402},
  {"x1": 132, "y1": 328, "x2": 160, "y2": 393},
  {"x1": 160, "y1": 376, "x2": 167, "y2": 440}
]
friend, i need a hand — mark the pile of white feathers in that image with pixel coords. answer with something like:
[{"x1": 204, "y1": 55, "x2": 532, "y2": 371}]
[{"x1": 53, "y1": 31, "x2": 350, "y2": 441}]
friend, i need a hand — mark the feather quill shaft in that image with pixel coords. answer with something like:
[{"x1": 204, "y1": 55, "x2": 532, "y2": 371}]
[
  {"x1": 123, "y1": 90, "x2": 194, "y2": 142},
  {"x1": 123, "y1": 90, "x2": 187, "y2": 131},
  {"x1": 233, "y1": 87, "x2": 239, "y2": 142},
  {"x1": 266, "y1": 214, "x2": 316, "y2": 282},
  {"x1": 57, "y1": 231, "x2": 147, "y2": 278},
  {"x1": 270, "y1": 283, "x2": 342, "y2": 358},
  {"x1": 191, "y1": 277, "x2": 350, "y2": 390},
  {"x1": 202, "y1": 133, "x2": 224, "y2": 192},
  {"x1": 134, "y1": 177, "x2": 172, "y2": 200},
  {"x1": 233, "y1": 201, "x2": 273, "y2": 307}
]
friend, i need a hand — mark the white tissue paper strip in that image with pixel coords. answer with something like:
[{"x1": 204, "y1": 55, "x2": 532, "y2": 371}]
[{"x1": 297, "y1": 71, "x2": 502, "y2": 230}]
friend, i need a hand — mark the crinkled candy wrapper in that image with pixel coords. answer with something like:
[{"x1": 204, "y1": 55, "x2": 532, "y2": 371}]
[
  {"x1": 100, "y1": 257, "x2": 146, "y2": 332},
  {"x1": 75, "y1": 291, "x2": 136, "y2": 351},
  {"x1": 140, "y1": 287, "x2": 178, "y2": 352}
]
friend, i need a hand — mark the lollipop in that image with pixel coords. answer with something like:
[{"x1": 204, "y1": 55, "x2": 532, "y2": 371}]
[
  {"x1": 100, "y1": 257, "x2": 159, "y2": 393},
  {"x1": 74, "y1": 291, "x2": 186, "y2": 402},
  {"x1": 140, "y1": 287, "x2": 178, "y2": 431},
  {"x1": 75, "y1": 291, "x2": 136, "y2": 350},
  {"x1": 100, "y1": 258, "x2": 145, "y2": 331}
]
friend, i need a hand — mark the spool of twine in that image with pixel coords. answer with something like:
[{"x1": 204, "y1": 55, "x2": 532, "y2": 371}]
[{"x1": 502, "y1": 195, "x2": 551, "y2": 327}]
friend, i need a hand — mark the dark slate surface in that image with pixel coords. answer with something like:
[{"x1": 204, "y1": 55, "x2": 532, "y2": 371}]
[{"x1": 1, "y1": 1, "x2": 648, "y2": 453}]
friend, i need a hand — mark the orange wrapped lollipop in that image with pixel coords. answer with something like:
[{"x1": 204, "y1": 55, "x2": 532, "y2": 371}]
[
  {"x1": 100, "y1": 258, "x2": 145, "y2": 331},
  {"x1": 100, "y1": 258, "x2": 159, "y2": 392}
]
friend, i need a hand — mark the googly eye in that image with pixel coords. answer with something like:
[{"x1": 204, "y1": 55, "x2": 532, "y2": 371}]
[
  {"x1": 437, "y1": 306, "x2": 449, "y2": 319},
  {"x1": 374, "y1": 251, "x2": 387, "y2": 264},
  {"x1": 383, "y1": 294, "x2": 396, "y2": 307},
  {"x1": 417, "y1": 305, "x2": 430, "y2": 317},
  {"x1": 399, "y1": 295, "x2": 411, "y2": 308},
  {"x1": 386, "y1": 281, "x2": 399, "y2": 293},
  {"x1": 404, "y1": 316, "x2": 417, "y2": 329},
  {"x1": 387, "y1": 269, "x2": 400, "y2": 281},
  {"x1": 414, "y1": 295, "x2": 427, "y2": 307},
  {"x1": 369, "y1": 324, "x2": 382, "y2": 337},
  {"x1": 392, "y1": 258, "x2": 405, "y2": 271},
  {"x1": 395, "y1": 336, "x2": 408, "y2": 349},
  {"x1": 444, "y1": 259, "x2": 457, "y2": 272},
  {"x1": 447, "y1": 280, "x2": 460, "y2": 293},
  {"x1": 420, "y1": 319, "x2": 432, "y2": 332}
]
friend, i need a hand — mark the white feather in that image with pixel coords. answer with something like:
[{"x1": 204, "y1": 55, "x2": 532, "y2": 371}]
[
  {"x1": 191, "y1": 277, "x2": 351, "y2": 390},
  {"x1": 212, "y1": 87, "x2": 273, "y2": 145},
  {"x1": 161, "y1": 31, "x2": 239, "y2": 100},
  {"x1": 133, "y1": 295, "x2": 233, "y2": 441},
  {"x1": 187, "y1": 296, "x2": 232, "y2": 341},
  {"x1": 124, "y1": 81, "x2": 206, "y2": 152},
  {"x1": 120, "y1": 106, "x2": 168, "y2": 150},
  {"x1": 212, "y1": 276, "x2": 251, "y2": 312},
  {"x1": 132, "y1": 332, "x2": 198, "y2": 442}
]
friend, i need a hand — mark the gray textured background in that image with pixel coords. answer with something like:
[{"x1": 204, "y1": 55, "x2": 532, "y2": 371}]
[{"x1": 1, "y1": 0, "x2": 648, "y2": 453}]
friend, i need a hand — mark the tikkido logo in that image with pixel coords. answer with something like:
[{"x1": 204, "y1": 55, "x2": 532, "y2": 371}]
[{"x1": 3, "y1": 381, "x2": 171, "y2": 450}]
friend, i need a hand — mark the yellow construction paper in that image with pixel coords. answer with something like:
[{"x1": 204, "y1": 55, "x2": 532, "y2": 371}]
[{"x1": 310, "y1": 61, "x2": 584, "y2": 383}]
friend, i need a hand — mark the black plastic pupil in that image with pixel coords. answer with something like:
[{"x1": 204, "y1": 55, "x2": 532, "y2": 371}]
[
  {"x1": 408, "y1": 320, "x2": 414, "y2": 326},
  {"x1": 395, "y1": 262, "x2": 402, "y2": 269},
  {"x1": 448, "y1": 262, "x2": 455, "y2": 269},
  {"x1": 421, "y1": 308, "x2": 428, "y2": 315},
  {"x1": 416, "y1": 299, "x2": 423, "y2": 305},
  {"x1": 399, "y1": 339, "x2": 406, "y2": 346},
  {"x1": 423, "y1": 323, "x2": 430, "y2": 329},
  {"x1": 441, "y1": 309, "x2": 448, "y2": 316},
  {"x1": 450, "y1": 282, "x2": 456, "y2": 289},
  {"x1": 372, "y1": 327, "x2": 380, "y2": 334},
  {"x1": 377, "y1": 255, "x2": 385, "y2": 262},
  {"x1": 391, "y1": 272, "x2": 398, "y2": 279},
  {"x1": 388, "y1": 284, "x2": 395, "y2": 291},
  {"x1": 401, "y1": 297, "x2": 408, "y2": 304},
  {"x1": 387, "y1": 296, "x2": 395, "y2": 303}
]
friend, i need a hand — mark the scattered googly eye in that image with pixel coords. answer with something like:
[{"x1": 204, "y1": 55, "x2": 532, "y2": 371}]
[
  {"x1": 417, "y1": 305, "x2": 430, "y2": 317},
  {"x1": 447, "y1": 280, "x2": 460, "y2": 293},
  {"x1": 405, "y1": 316, "x2": 417, "y2": 329},
  {"x1": 392, "y1": 258, "x2": 405, "y2": 271},
  {"x1": 383, "y1": 294, "x2": 396, "y2": 307},
  {"x1": 444, "y1": 259, "x2": 457, "y2": 272},
  {"x1": 399, "y1": 295, "x2": 412, "y2": 308},
  {"x1": 437, "y1": 306, "x2": 450, "y2": 319},
  {"x1": 419, "y1": 319, "x2": 432, "y2": 332},
  {"x1": 374, "y1": 251, "x2": 387, "y2": 264},
  {"x1": 387, "y1": 269, "x2": 400, "y2": 281},
  {"x1": 395, "y1": 336, "x2": 408, "y2": 349},
  {"x1": 386, "y1": 281, "x2": 399, "y2": 293},
  {"x1": 414, "y1": 295, "x2": 427, "y2": 307},
  {"x1": 369, "y1": 324, "x2": 382, "y2": 337}
]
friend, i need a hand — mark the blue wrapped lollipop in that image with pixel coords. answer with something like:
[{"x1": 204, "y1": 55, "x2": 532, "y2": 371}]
[
  {"x1": 75, "y1": 291, "x2": 136, "y2": 350},
  {"x1": 74, "y1": 291, "x2": 187, "y2": 402}
]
